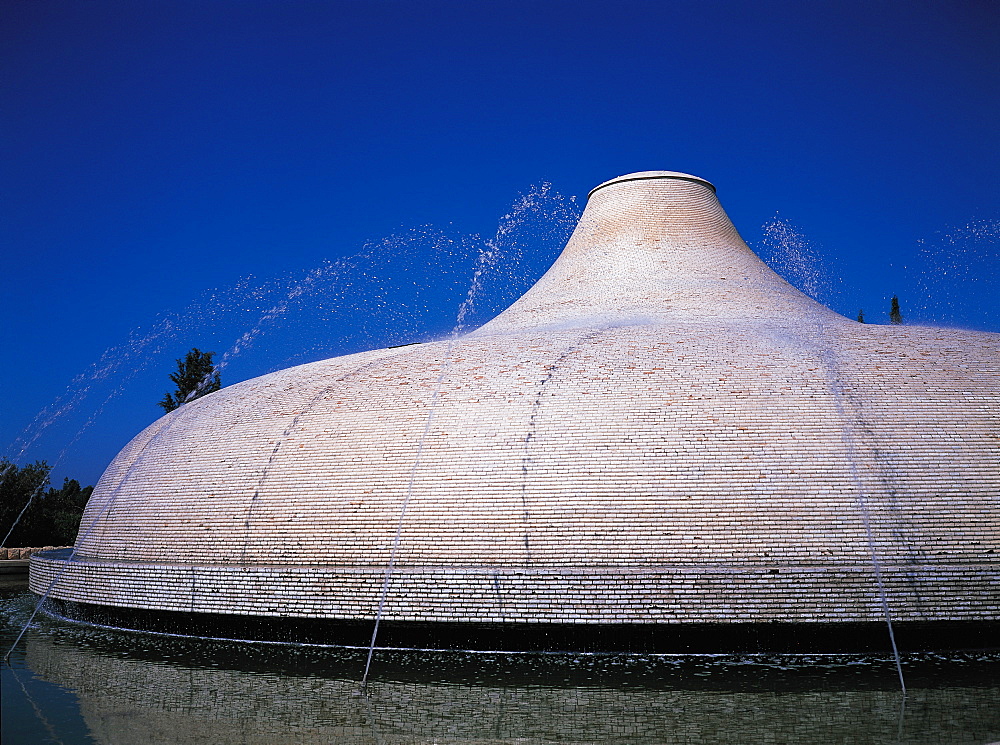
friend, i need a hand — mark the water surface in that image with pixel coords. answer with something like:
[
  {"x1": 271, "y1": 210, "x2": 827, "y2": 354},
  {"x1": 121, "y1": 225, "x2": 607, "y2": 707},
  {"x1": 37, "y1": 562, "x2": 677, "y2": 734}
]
[{"x1": 3, "y1": 588, "x2": 998, "y2": 744}]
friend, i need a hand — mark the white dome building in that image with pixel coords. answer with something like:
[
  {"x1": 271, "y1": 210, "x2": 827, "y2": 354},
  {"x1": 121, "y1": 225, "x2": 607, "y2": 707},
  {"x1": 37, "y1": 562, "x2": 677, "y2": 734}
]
[{"x1": 32, "y1": 172, "x2": 999, "y2": 652}]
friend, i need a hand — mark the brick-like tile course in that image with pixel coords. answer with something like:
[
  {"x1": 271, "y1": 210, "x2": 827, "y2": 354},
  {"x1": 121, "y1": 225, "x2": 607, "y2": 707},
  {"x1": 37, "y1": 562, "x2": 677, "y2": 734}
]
[{"x1": 30, "y1": 171, "x2": 999, "y2": 625}]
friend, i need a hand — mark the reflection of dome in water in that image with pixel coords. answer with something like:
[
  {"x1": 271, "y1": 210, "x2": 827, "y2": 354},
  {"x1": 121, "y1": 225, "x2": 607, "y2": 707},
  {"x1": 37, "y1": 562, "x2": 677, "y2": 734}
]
[
  {"x1": 31, "y1": 172, "x2": 999, "y2": 651},
  {"x1": 24, "y1": 634, "x2": 1000, "y2": 745}
]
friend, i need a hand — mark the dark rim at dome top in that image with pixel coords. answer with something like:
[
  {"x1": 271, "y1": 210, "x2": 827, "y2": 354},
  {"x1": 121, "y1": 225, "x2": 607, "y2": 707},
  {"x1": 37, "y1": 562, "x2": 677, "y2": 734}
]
[{"x1": 588, "y1": 171, "x2": 717, "y2": 198}]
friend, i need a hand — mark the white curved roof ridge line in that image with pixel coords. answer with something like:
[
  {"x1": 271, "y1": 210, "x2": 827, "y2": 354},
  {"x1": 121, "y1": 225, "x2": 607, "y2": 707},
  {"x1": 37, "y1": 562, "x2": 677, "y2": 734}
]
[{"x1": 470, "y1": 171, "x2": 843, "y2": 337}]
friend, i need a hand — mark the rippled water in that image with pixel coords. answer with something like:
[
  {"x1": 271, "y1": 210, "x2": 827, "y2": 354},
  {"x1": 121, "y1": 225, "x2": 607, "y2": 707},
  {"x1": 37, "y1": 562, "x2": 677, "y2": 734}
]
[{"x1": 3, "y1": 588, "x2": 999, "y2": 744}]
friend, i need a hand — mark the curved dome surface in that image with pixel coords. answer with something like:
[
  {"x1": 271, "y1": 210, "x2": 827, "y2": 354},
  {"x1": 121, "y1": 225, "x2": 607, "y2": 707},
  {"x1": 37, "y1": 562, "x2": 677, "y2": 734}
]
[{"x1": 32, "y1": 172, "x2": 999, "y2": 647}]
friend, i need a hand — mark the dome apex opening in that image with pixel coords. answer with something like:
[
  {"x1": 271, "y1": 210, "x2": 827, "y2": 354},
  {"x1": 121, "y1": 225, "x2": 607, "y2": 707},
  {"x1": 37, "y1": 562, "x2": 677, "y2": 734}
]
[{"x1": 588, "y1": 170, "x2": 716, "y2": 197}]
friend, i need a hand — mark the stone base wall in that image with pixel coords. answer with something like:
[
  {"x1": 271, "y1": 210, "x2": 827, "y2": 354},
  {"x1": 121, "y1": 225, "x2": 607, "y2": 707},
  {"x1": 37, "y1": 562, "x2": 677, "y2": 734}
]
[
  {"x1": 1, "y1": 546, "x2": 69, "y2": 560},
  {"x1": 30, "y1": 551, "x2": 998, "y2": 625}
]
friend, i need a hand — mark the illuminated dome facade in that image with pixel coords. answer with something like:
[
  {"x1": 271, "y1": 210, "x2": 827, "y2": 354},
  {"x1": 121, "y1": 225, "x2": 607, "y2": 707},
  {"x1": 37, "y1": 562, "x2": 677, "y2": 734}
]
[{"x1": 31, "y1": 172, "x2": 999, "y2": 651}]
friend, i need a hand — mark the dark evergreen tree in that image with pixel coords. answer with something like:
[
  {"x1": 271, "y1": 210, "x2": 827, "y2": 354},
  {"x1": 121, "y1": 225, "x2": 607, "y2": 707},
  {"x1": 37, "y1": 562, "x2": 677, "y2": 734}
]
[
  {"x1": 44, "y1": 478, "x2": 94, "y2": 544},
  {"x1": 1, "y1": 459, "x2": 92, "y2": 546},
  {"x1": 857, "y1": 309, "x2": 865, "y2": 323},
  {"x1": 158, "y1": 348, "x2": 221, "y2": 412},
  {"x1": 1, "y1": 459, "x2": 49, "y2": 545},
  {"x1": 889, "y1": 295, "x2": 903, "y2": 325}
]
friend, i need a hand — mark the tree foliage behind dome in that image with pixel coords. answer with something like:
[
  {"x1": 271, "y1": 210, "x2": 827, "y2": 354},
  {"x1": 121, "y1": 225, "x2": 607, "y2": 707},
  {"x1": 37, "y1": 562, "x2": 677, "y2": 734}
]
[{"x1": 158, "y1": 348, "x2": 221, "y2": 413}]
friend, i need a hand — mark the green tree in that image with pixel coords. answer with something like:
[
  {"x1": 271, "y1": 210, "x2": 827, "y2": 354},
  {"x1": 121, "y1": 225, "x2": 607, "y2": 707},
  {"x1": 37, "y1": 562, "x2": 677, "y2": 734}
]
[
  {"x1": 1, "y1": 459, "x2": 49, "y2": 545},
  {"x1": 1, "y1": 459, "x2": 92, "y2": 547},
  {"x1": 857, "y1": 309, "x2": 865, "y2": 323},
  {"x1": 158, "y1": 347, "x2": 221, "y2": 412},
  {"x1": 45, "y1": 478, "x2": 94, "y2": 544},
  {"x1": 889, "y1": 295, "x2": 903, "y2": 325}
]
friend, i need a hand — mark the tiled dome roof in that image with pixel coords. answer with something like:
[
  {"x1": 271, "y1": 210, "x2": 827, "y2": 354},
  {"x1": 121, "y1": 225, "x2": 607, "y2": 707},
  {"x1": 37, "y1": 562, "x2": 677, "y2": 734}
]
[{"x1": 33, "y1": 173, "x2": 999, "y2": 645}]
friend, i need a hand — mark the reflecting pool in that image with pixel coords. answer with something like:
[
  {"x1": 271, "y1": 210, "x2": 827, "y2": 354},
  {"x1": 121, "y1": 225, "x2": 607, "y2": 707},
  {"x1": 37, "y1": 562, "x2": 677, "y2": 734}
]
[{"x1": 3, "y1": 588, "x2": 998, "y2": 745}]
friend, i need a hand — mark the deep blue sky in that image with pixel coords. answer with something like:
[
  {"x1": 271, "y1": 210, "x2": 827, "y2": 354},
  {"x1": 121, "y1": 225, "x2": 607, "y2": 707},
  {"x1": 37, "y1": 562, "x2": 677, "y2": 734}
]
[{"x1": 3, "y1": 0, "x2": 998, "y2": 486}]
